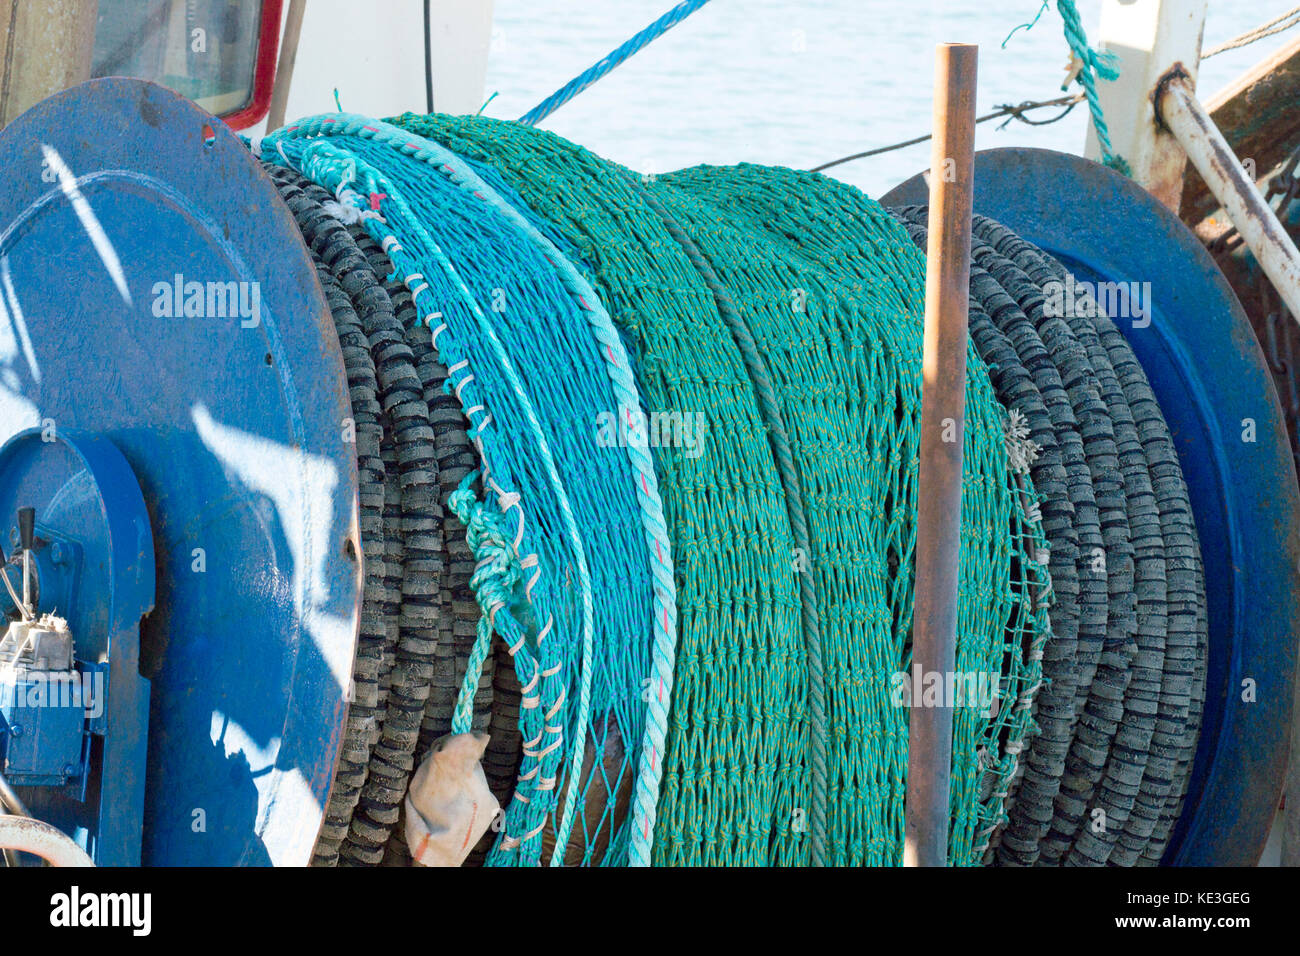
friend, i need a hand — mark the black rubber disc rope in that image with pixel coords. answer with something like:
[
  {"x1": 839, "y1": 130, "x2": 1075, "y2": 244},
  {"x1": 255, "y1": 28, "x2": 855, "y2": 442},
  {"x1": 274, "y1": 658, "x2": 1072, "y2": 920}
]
[
  {"x1": 891, "y1": 206, "x2": 1208, "y2": 867},
  {"x1": 263, "y1": 164, "x2": 518, "y2": 866}
]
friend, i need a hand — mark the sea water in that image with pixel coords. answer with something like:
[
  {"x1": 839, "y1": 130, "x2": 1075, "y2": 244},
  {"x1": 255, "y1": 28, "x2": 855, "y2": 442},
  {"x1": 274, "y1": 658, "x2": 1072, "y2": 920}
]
[{"x1": 484, "y1": 0, "x2": 1300, "y2": 199}]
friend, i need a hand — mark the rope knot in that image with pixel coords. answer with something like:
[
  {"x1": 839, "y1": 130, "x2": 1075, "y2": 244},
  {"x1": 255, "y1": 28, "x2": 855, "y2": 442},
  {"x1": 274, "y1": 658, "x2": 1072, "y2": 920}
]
[
  {"x1": 450, "y1": 474, "x2": 525, "y2": 616},
  {"x1": 448, "y1": 473, "x2": 530, "y2": 738}
]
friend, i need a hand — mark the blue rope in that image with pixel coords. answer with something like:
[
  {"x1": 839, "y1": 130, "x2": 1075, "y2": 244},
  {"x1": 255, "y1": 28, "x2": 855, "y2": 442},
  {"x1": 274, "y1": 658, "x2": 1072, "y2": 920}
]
[{"x1": 518, "y1": 0, "x2": 714, "y2": 127}]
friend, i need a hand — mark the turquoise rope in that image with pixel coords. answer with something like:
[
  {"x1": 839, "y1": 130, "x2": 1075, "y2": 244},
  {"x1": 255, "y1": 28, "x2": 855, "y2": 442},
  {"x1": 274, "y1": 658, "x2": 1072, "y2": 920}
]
[
  {"x1": 268, "y1": 131, "x2": 593, "y2": 864},
  {"x1": 449, "y1": 474, "x2": 525, "y2": 736},
  {"x1": 265, "y1": 116, "x2": 674, "y2": 865},
  {"x1": 1055, "y1": 0, "x2": 1130, "y2": 175},
  {"x1": 1006, "y1": 0, "x2": 1130, "y2": 175}
]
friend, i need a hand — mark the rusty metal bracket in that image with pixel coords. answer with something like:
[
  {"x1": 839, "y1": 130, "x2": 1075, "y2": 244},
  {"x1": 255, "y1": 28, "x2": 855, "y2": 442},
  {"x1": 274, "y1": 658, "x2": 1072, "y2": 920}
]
[{"x1": 1154, "y1": 65, "x2": 1300, "y2": 325}]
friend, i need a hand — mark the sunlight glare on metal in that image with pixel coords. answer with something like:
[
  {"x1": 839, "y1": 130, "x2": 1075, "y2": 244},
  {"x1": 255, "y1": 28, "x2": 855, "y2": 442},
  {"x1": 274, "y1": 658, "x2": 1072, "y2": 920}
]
[
  {"x1": 0, "y1": 257, "x2": 40, "y2": 385},
  {"x1": 40, "y1": 143, "x2": 133, "y2": 307}
]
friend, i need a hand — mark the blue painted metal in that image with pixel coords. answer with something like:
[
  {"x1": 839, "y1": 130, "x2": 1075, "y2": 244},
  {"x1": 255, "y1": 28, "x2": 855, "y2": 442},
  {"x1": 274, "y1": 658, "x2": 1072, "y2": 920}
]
[
  {"x1": 0, "y1": 79, "x2": 362, "y2": 865},
  {"x1": 1, "y1": 676, "x2": 86, "y2": 787},
  {"x1": 1, "y1": 540, "x2": 82, "y2": 626},
  {"x1": 0, "y1": 429, "x2": 153, "y2": 864},
  {"x1": 883, "y1": 147, "x2": 1300, "y2": 866}
]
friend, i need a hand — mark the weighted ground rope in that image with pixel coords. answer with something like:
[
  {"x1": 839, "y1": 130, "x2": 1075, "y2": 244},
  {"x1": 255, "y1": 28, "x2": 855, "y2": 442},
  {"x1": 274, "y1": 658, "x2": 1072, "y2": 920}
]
[
  {"x1": 386, "y1": 112, "x2": 1053, "y2": 865},
  {"x1": 986, "y1": 221, "x2": 1205, "y2": 865},
  {"x1": 891, "y1": 206, "x2": 1208, "y2": 866},
  {"x1": 979, "y1": 217, "x2": 1207, "y2": 866},
  {"x1": 263, "y1": 165, "x2": 498, "y2": 866},
  {"x1": 353, "y1": 221, "x2": 503, "y2": 866}
]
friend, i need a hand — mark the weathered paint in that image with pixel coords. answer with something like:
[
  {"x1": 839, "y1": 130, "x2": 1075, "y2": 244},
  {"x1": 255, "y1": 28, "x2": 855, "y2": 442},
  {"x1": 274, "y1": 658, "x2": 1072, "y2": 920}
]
[{"x1": 1156, "y1": 67, "x2": 1300, "y2": 326}]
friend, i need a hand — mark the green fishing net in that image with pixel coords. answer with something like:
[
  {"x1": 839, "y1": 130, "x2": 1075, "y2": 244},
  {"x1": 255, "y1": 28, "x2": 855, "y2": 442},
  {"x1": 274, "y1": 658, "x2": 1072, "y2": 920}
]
[{"x1": 386, "y1": 113, "x2": 1053, "y2": 866}]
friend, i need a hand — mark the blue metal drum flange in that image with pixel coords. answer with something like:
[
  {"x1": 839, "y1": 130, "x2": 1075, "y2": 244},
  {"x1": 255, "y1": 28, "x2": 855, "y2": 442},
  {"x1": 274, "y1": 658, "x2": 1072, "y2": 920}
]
[
  {"x1": 883, "y1": 148, "x2": 1300, "y2": 865},
  {"x1": 0, "y1": 79, "x2": 361, "y2": 864}
]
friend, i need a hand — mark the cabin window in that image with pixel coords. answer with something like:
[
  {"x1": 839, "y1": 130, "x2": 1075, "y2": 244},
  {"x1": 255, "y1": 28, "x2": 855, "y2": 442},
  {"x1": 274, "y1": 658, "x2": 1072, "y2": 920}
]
[{"x1": 90, "y1": 0, "x2": 279, "y2": 129}]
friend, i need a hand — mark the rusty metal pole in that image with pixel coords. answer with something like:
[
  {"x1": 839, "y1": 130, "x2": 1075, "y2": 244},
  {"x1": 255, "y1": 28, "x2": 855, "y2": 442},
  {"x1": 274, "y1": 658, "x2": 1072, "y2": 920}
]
[
  {"x1": 904, "y1": 42, "x2": 977, "y2": 868},
  {"x1": 1155, "y1": 68, "x2": 1300, "y2": 325}
]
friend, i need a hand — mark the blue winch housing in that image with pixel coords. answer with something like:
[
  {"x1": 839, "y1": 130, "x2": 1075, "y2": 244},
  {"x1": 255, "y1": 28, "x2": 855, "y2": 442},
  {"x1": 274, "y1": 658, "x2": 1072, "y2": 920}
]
[{"x1": 0, "y1": 670, "x2": 88, "y2": 788}]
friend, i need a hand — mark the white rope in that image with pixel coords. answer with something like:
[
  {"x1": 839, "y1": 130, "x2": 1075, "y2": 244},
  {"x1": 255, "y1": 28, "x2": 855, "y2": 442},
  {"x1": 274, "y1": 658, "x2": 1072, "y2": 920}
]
[{"x1": 1202, "y1": 5, "x2": 1300, "y2": 59}]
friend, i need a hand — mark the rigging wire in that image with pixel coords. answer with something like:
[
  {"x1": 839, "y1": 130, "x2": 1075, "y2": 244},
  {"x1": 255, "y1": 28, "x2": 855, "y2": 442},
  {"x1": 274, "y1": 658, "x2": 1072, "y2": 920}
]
[{"x1": 810, "y1": 93, "x2": 1082, "y2": 174}]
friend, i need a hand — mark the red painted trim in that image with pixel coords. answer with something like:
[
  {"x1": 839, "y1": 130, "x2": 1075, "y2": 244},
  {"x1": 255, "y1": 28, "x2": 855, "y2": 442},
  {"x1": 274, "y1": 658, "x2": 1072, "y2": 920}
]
[{"x1": 221, "y1": 0, "x2": 285, "y2": 130}]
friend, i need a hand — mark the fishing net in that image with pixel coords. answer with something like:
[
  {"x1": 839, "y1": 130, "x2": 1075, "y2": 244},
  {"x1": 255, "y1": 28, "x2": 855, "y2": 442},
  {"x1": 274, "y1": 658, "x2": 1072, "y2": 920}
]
[
  {"x1": 262, "y1": 104, "x2": 1208, "y2": 866},
  {"x1": 350, "y1": 113, "x2": 1053, "y2": 865},
  {"x1": 265, "y1": 116, "x2": 673, "y2": 867}
]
